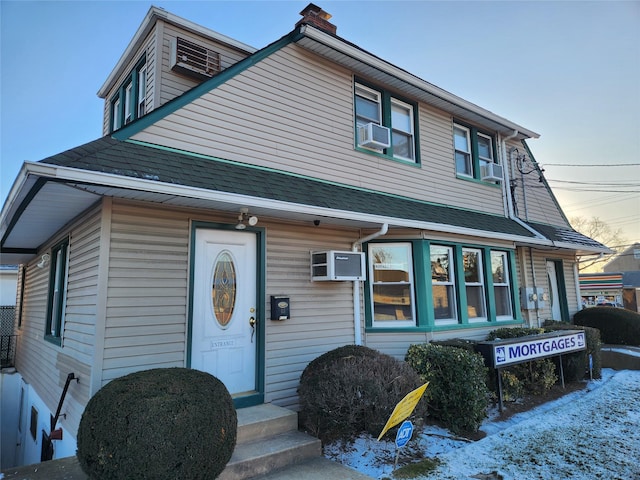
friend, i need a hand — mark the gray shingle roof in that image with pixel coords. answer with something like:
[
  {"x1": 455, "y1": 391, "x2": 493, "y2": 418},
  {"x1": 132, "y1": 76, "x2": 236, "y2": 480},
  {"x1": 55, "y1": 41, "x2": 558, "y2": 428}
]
[
  {"x1": 525, "y1": 221, "x2": 608, "y2": 250},
  {"x1": 43, "y1": 136, "x2": 539, "y2": 238}
]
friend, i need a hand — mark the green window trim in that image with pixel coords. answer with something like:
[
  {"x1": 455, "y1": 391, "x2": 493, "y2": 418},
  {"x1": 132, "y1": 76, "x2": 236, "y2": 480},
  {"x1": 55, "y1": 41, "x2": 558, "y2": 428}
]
[
  {"x1": 354, "y1": 78, "x2": 421, "y2": 165},
  {"x1": 364, "y1": 240, "x2": 521, "y2": 332},
  {"x1": 453, "y1": 120, "x2": 499, "y2": 183},
  {"x1": 44, "y1": 238, "x2": 70, "y2": 346},
  {"x1": 110, "y1": 55, "x2": 147, "y2": 133}
]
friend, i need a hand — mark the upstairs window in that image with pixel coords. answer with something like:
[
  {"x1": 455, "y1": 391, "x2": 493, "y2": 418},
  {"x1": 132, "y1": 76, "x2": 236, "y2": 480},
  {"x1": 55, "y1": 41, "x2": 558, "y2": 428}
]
[
  {"x1": 109, "y1": 56, "x2": 146, "y2": 132},
  {"x1": 45, "y1": 238, "x2": 69, "y2": 346},
  {"x1": 355, "y1": 81, "x2": 418, "y2": 163},
  {"x1": 454, "y1": 122, "x2": 498, "y2": 181}
]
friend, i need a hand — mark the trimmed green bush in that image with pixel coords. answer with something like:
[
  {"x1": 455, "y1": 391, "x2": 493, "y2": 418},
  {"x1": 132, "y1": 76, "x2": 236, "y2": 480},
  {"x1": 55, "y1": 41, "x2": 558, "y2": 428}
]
[
  {"x1": 77, "y1": 368, "x2": 237, "y2": 480},
  {"x1": 544, "y1": 321, "x2": 602, "y2": 380},
  {"x1": 405, "y1": 343, "x2": 489, "y2": 435},
  {"x1": 573, "y1": 306, "x2": 640, "y2": 346},
  {"x1": 298, "y1": 345, "x2": 428, "y2": 444}
]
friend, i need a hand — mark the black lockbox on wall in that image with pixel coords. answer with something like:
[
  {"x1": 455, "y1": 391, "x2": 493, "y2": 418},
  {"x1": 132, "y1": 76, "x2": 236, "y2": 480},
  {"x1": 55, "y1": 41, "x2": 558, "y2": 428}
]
[{"x1": 270, "y1": 296, "x2": 290, "y2": 320}]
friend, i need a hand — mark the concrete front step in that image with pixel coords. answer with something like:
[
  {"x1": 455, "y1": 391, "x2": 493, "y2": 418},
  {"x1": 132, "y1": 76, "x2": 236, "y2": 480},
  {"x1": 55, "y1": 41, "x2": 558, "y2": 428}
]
[
  {"x1": 236, "y1": 403, "x2": 298, "y2": 444},
  {"x1": 219, "y1": 429, "x2": 321, "y2": 480}
]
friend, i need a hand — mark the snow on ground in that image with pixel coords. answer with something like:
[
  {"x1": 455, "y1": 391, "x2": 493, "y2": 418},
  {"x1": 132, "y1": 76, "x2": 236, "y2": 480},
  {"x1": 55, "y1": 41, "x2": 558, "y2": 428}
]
[{"x1": 324, "y1": 369, "x2": 640, "y2": 479}]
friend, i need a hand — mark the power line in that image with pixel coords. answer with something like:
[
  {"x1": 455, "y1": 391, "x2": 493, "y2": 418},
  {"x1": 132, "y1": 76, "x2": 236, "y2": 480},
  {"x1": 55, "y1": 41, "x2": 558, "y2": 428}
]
[{"x1": 543, "y1": 163, "x2": 640, "y2": 167}]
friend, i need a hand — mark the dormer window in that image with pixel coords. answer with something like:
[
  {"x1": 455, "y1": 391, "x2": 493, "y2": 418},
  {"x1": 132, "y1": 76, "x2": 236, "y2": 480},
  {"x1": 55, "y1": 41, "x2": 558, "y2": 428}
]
[{"x1": 109, "y1": 56, "x2": 147, "y2": 132}]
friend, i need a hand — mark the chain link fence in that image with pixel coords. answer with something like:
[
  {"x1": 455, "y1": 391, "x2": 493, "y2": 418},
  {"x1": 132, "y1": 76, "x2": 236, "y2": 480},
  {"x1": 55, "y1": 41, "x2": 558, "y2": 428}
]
[{"x1": 1, "y1": 306, "x2": 17, "y2": 367}]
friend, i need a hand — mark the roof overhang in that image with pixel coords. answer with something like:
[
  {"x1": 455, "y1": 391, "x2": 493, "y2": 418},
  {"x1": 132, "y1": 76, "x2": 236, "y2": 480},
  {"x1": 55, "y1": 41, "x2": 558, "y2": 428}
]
[
  {"x1": 1, "y1": 157, "x2": 556, "y2": 265},
  {"x1": 294, "y1": 25, "x2": 539, "y2": 140}
]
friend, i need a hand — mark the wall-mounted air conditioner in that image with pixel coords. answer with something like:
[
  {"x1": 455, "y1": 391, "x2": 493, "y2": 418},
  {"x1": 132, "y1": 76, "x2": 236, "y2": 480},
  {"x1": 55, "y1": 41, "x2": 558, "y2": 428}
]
[
  {"x1": 358, "y1": 122, "x2": 391, "y2": 149},
  {"x1": 170, "y1": 37, "x2": 221, "y2": 80},
  {"x1": 481, "y1": 163, "x2": 504, "y2": 182},
  {"x1": 311, "y1": 251, "x2": 366, "y2": 281}
]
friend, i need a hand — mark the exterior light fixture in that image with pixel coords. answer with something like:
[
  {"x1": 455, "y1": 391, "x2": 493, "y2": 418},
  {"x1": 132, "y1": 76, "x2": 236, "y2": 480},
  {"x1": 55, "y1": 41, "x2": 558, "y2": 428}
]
[
  {"x1": 235, "y1": 208, "x2": 258, "y2": 230},
  {"x1": 37, "y1": 253, "x2": 50, "y2": 269}
]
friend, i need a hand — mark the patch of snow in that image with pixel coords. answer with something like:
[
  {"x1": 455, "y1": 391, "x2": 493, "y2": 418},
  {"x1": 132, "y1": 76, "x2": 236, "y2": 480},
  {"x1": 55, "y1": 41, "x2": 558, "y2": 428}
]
[{"x1": 324, "y1": 369, "x2": 640, "y2": 479}]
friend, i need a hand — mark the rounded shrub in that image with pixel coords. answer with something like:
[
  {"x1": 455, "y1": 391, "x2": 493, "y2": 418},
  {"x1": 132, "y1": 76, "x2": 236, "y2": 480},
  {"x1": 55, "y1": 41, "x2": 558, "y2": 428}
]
[
  {"x1": 298, "y1": 345, "x2": 428, "y2": 444},
  {"x1": 77, "y1": 368, "x2": 237, "y2": 480},
  {"x1": 573, "y1": 306, "x2": 640, "y2": 346},
  {"x1": 405, "y1": 343, "x2": 489, "y2": 435}
]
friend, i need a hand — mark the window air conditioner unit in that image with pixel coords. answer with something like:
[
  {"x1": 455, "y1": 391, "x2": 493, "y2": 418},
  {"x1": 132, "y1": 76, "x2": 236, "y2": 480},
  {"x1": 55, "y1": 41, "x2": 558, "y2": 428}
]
[
  {"x1": 311, "y1": 251, "x2": 366, "y2": 281},
  {"x1": 358, "y1": 122, "x2": 391, "y2": 149},
  {"x1": 481, "y1": 163, "x2": 504, "y2": 182},
  {"x1": 170, "y1": 37, "x2": 221, "y2": 80}
]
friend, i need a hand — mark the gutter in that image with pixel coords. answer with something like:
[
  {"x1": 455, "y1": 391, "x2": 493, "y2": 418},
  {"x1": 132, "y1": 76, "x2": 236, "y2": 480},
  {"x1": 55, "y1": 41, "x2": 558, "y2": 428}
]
[{"x1": 351, "y1": 224, "x2": 388, "y2": 346}]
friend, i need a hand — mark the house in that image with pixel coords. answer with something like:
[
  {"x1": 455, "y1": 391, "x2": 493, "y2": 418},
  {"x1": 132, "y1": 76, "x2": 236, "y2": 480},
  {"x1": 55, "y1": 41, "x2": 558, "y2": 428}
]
[{"x1": 0, "y1": 4, "x2": 609, "y2": 466}]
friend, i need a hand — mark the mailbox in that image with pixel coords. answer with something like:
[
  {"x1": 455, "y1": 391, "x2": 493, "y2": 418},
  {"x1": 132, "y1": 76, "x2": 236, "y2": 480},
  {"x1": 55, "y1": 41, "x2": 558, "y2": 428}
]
[{"x1": 271, "y1": 296, "x2": 290, "y2": 320}]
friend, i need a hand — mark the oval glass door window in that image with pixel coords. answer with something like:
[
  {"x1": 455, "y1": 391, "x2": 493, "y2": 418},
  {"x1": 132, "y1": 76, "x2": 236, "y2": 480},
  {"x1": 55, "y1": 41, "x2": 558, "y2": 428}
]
[{"x1": 212, "y1": 251, "x2": 236, "y2": 328}]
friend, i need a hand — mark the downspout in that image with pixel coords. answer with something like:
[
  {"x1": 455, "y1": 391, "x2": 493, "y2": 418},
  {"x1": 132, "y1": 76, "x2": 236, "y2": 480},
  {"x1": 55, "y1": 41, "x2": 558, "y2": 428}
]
[
  {"x1": 352, "y1": 223, "x2": 389, "y2": 345},
  {"x1": 503, "y1": 131, "x2": 540, "y2": 326},
  {"x1": 500, "y1": 130, "x2": 519, "y2": 218}
]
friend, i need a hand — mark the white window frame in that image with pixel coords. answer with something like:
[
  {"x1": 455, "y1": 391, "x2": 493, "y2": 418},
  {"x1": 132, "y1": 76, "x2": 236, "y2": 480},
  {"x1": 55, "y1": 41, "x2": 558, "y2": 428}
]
[
  {"x1": 463, "y1": 247, "x2": 487, "y2": 322},
  {"x1": 124, "y1": 82, "x2": 133, "y2": 124},
  {"x1": 431, "y1": 245, "x2": 458, "y2": 325},
  {"x1": 45, "y1": 239, "x2": 69, "y2": 345},
  {"x1": 355, "y1": 83, "x2": 382, "y2": 128},
  {"x1": 454, "y1": 124, "x2": 473, "y2": 177},
  {"x1": 491, "y1": 251, "x2": 513, "y2": 320},
  {"x1": 137, "y1": 63, "x2": 147, "y2": 118},
  {"x1": 390, "y1": 98, "x2": 415, "y2": 161},
  {"x1": 368, "y1": 243, "x2": 416, "y2": 328},
  {"x1": 477, "y1": 132, "x2": 495, "y2": 170},
  {"x1": 112, "y1": 97, "x2": 121, "y2": 131}
]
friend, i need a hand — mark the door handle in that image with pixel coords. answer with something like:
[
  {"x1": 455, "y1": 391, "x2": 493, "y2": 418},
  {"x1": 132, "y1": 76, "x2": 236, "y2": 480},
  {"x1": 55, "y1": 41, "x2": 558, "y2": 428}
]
[{"x1": 249, "y1": 317, "x2": 256, "y2": 343}]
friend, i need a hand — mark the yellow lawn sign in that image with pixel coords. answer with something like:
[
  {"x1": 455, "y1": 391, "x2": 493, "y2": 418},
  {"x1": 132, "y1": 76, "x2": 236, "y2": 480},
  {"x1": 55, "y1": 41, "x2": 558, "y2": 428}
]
[{"x1": 377, "y1": 382, "x2": 429, "y2": 441}]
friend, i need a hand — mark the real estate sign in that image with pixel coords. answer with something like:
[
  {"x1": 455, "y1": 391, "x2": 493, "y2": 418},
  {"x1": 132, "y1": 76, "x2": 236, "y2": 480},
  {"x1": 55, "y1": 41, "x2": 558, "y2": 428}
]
[{"x1": 489, "y1": 330, "x2": 586, "y2": 368}]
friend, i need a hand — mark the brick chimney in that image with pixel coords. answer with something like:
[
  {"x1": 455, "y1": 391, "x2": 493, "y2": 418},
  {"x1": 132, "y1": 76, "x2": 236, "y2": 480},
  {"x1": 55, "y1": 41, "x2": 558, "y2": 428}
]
[{"x1": 295, "y1": 3, "x2": 337, "y2": 35}]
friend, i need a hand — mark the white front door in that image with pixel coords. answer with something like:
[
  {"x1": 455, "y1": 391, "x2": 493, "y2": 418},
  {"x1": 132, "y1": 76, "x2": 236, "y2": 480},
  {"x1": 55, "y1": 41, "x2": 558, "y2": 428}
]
[
  {"x1": 546, "y1": 261, "x2": 562, "y2": 320},
  {"x1": 191, "y1": 228, "x2": 257, "y2": 396}
]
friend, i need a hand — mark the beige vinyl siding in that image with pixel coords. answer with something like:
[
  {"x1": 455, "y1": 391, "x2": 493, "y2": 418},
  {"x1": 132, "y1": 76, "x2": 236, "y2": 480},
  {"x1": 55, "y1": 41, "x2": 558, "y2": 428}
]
[
  {"x1": 158, "y1": 22, "x2": 251, "y2": 107},
  {"x1": 506, "y1": 140, "x2": 568, "y2": 227},
  {"x1": 264, "y1": 222, "x2": 362, "y2": 408},
  {"x1": 101, "y1": 201, "x2": 190, "y2": 384},
  {"x1": 132, "y1": 43, "x2": 506, "y2": 215},
  {"x1": 13, "y1": 204, "x2": 99, "y2": 436}
]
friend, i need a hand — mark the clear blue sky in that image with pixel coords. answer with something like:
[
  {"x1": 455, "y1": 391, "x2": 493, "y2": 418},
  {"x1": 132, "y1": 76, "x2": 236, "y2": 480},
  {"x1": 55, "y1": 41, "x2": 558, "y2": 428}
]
[{"x1": 1, "y1": 0, "x2": 638, "y2": 244}]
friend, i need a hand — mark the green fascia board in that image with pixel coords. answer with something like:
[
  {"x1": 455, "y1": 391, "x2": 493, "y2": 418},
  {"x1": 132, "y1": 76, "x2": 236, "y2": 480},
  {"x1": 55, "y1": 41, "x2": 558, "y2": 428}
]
[{"x1": 112, "y1": 30, "x2": 298, "y2": 141}]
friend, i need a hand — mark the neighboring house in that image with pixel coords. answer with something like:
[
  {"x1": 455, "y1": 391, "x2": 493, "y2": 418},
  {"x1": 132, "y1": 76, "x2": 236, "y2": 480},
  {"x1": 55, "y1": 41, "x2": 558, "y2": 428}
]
[
  {"x1": 603, "y1": 243, "x2": 640, "y2": 312},
  {"x1": 0, "y1": 4, "x2": 609, "y2": 466}
]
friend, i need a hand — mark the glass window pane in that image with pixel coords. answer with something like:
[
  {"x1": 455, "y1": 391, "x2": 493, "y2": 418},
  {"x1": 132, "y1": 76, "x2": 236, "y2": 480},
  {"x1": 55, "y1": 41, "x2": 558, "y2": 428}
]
[
  {"x1": 371, "y1": 245, "x2": 410, "y2": 282},
  {"x1": 478, "y1": 135, "x2": 493, "y2": 160},
  {"x1": 456, "y1": 152, "x2": 472, "y2": 175},
  {"x1": 466, "y1": 286, "x2": 486, "y2": 318},
  {"x1": 373, "y1": 284, "x2": 414, "y2": 321},
  {"x1": 433, "y1": 284, "x2": 456, "y2": 320},
  {"x1": 212, "y1": 251, "x2": 236, "y2": 327},
  {"x1": 454, "y1": 127, "x2": 469, "y2": 152},
  {"x1": 463, "y1": 250, "x2": 480, "y2": 283},
  {"x1": 491, "y1": 252, "x2": 507, "y2": 283},
  {"x1": 494, "y1": 286, "x2": 512, "y2": 317},
  {"x1": 391, "y1": 102, "x2": 411, "y2": 133},
  {"x1": 431, "y1": 246, "x2": 452, "y2": 282},
  {"x1": 356, "y1": 95, "x2": 380, "y2": 123},
  {"x1": 392, "y1": 131, "x2": 412, "y2": 159}
]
